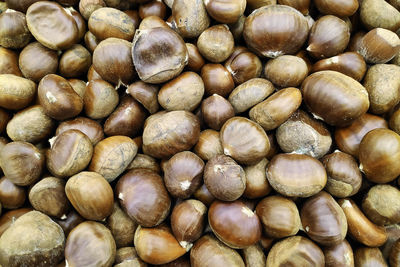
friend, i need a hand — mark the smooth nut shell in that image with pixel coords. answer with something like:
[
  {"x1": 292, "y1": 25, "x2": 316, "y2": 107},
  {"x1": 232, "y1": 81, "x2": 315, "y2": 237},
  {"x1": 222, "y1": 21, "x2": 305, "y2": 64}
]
[
  {"x1": 197, "y1": 24, "x2": 234, "y2": 63},
  {"x1": 56, "y1": 117, "x2": 104, "y2": 145},
  {"x1": 0, "y1": 74, "x2": 36, "y2": 110},
  {"x1": 243, "y1": 158, "x2": 271, "y2": 199},
  {"x1": 264, "y1": 55, "x2": 308, "y2": 87},
  {"x1": 266, "y1": 153, "x2": 327, "y2": 197},
  {"x1": 324, "y1": 240, "x2": 354, "y2": 267},
  {"x1": 0, "y1": 176, "x2": 26, "y2": 209},
  {"x1": 127, "y1": 81, "x2": 159, "y2": 114},
  {"x1": 193, "y1": 129, "x2": 223, "y2": 161},
  {"x1": 172, "y1": 0, "x2": 210, "y2": 38}
]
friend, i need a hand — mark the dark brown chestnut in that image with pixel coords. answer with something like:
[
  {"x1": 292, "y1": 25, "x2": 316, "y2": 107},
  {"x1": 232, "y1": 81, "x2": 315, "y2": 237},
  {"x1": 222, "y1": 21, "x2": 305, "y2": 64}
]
[
  {"x1": 56, "y1": 117, "x2": 104, "y2": 145},
  {"x1": 0, "y1": 176, "x2": 26, "y2": 209},
  {"x1": 0, "y1": 10, "x2": 31, "y2": 49},
  {"x1": 0, "y1": 47, "x2": 22, "y2": 76},
  {"x1": 209, "y1": 200, "x2": 261, "y2": 248},
  {"x1": 59, "y1": 44, "x2": 91, "y2": 78},
  {"x1": 201, "y1": 64, "x2": 235, "y2": 97},
  {"x1": 243, "y1": 158, "x2": 271, "y2": 199},
  {"x1": 106, "y1": 203, "x2": 137, "y2": 248},
  {"x1": 84, "y1": 79, "x2": 119, "y2": 119},
  {"x1": 201, "y1": 94, "x2": 234, "y2": 130},
  {"x1": 163, "y1": 151, "x2": 204, "y2": 199},
  {"x1": 116, "y1": 169, "x2": 171, "y2": 227},
  {"x1": 194, "y1": 129, "x2": 223, "y2": 161},
  {"x1": 323, "y1": 239, "x2": 354, "y2": 267}
]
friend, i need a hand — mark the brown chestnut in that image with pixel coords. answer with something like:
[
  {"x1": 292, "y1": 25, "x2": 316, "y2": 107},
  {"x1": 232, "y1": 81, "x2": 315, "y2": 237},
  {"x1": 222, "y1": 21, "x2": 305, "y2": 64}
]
[
  {"x1": 56, "y1": 117, "x2": 104, "y2": 145},
  {"x1": 0, "y1": 176, "x2": 26, "y2": 209},
  {"x1": 255, "y1": 195, "x2": 301, "y2": 238},
  {"x1": 264, "y1": 55, "x2": 308, "y2": 87},
  {"x1": 243, "y1": 158, "x2": 271, "y2": 199},
  {"x1": 324, "y1": 239, "x2": 354, "y2": 267},
  {"x1": 65, "y1": 171, "x2": 114, "y2": 221},
  {"x1": 204, "y1": 0, "x2": 245, "y2": 24},
  {"x1": 321, "y1": 151, "x2": 362, "y2": 198},
  {"x1": 139, "y1": 0, "x2": 167, "y2": 19},
  {"x1": 171, "y1": 199, "x2": 207, "y2": 249},
  {"x1": 221, "y1": 117, "x2": 270, "y2": 164},
  {"x1": 142, "y1": 111, "x2": 200, "y2": 159},
  {"x1": 47, "y1": 129, "x2": 93, "y2": 178},
  {"x1": 197, "y1": 24, "x2": 234, "y2": 63},
  {"x1": 164, "y1": 151, "x2": 204, "y2": 199},
  {"x1": 0, "y1": 74, "x2": 36, "y2": 111},
  {"x1": 201, "y1": 94, "x2": 234, "y2": 130},
  {"x1": 59, "y1": 44, "x2": 91, "y2": 78},
  {"x1": 126, "y1": 81, "x2": 159, "y2": 114},
  {"x1": 116, "y1": 169, "x2": 171, "y2": 227},
  {"x1": 267, "y1": 153, "x2": 327, "y2": 197},
  {"x1": 0, "y1": 47, "x2": 22, "y2": 76},
  {"x1": 89, "y1": 136, "x2": 138, "y2": 182},
  {"x1": 209, "y1": 200, "x2": 261, "y2": 248},
  {"x1": 224, "y1": 48, "x2": 262, "y2": 85},
  {"x1": 201, "y1": 64, "x2": 235, "y2": 97},
  {"x1": 204, "y1": 155, "x2": 246, "y2": 201},
  {"x1": 65, "y1": 221, "x2": 116, "y2": 267},
  {"x1": 0, "y1": 10, "x2": 31, "y2": 49},
  {"x1": 0, "y1": 141, "x2": 44, "y2": 186},
  {"x1": 354, "y1": 247, "x2": 388, "y2": 267},
  {"x1": 107, "y1": 203, "x2": 138, "y2": 248},
  {"x1": 55, "y1": 211, "x2": 85, "y2": 237},
  {"x1": 127, "y1": 153, "x2": 160, "y2": 174},
  {"x1": 301, "y1": 70, "x2": 369, "y2": 127},
  {"x1": 359, "y1": 128, "x2": 400, "y2": 183},
  {"x1": 79, "y1": 0, "x2": 106, "y2": 20},
  {"x1": 132, "y1": 27, "x2": 188, "y2": 84},
  {"x1": 84, "y1": 79, "x2": 119, "y2": 119},
  {"x1": 194, "y1": 129, "x2": 223, "y2": 161},
  {"x1": 314, "y1": 0, "x2": 358, "y2": 17}
]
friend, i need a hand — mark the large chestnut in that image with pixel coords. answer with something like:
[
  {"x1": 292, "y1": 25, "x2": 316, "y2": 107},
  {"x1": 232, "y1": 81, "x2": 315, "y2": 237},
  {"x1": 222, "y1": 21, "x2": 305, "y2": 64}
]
[
  {"x1": 116, "y1": 169, "x2": 171, "y2": 227},
  {"x1": 65, "y1": 171, "x2": 114, "y2": 221}
]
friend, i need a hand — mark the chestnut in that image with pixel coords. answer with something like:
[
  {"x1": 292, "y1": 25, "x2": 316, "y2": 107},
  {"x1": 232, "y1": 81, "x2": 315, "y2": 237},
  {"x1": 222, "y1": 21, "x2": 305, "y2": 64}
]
[
  {"x1": 139, "y1": 0, "x2": 167, "y2": 19},
  {"x1": 335, "y1": 113, "x2": 388, "y2": 157},
  {"x1": 134, "y1": 225, "x2": 187, "y2": 265},
  {"x1": 224, "y1": 48, "x2": 262, "y2": 85},
  {"x1": 201, "y1": 94, "x2": 234, "y2": 130},
  {"x1": 89, "y1": 136, "x2": 138, "y2": 182},
  {"x1": 267, "y1": 153, "x2": 327, "y2": 197},
  {"x1": 142, "y1": 111, "x2": 200, "y2": 159},
  {"x1": 29, "y1": 177, "x2": 69, "y2": 219},
  {"x1": 186, "y1": 43, "x2": 205, "y2": 72},
  {"x1": 163, "y1": 151, "x2": 204, "y2": 199},
  {"x1": 243, "y1": 158, "x2": 271, "y2": 199},
  {"x1": 390, "y1": 239, "x2": 400, "y2": 267},
  {"x1": 171, "y1": 0, "x2": 210, "y2": 38},
  {"x1": 84, "y1": 79, "x2": 119, "y2": 119},
  {"x1": 116, "y1": 169, "x2": 171, "y2": 227},
  {"x1": 204, "y1": 0, "x2": 246, "y2": 24},
  {"x1": 264, "y1": 55, "x2": 308, "y2": 87},
  {"x1": 209, "y1": 200, "x2": 261, "y2": 249},
  {"x1": 0, "y1": 141, "x2": 44, "y2": 186},
  {"x1": 362, "y1": 185, "x2": 400, "y2": 225},
  {"x1": 127, "y1": 153, "x2": 160, "y2": 173},
  {"x1": 324, "y1": 240, "x2": 354, "y2": 267},
  {"x1": 38, "y1": 74, "x2": 83, "y2": 121},
  {"x1": 255, "y1": 195, "x2": 301, "y2": 238},
  {"x1": 228, "y1": 78, "x2": 274, "y2": 114},
  {"x1": 114, "y1": 247, "x2": 147, "y2": 267},
  {"x1": 0, "y1": 208, "x2": 33, "y2": 237},
  {"x1": 68, "y1": 79, "x2": 86, "y2": 98},
  {"x1": 88, "y1": 7, "x2": 136, "y2": 41},
  {"x1": 65, "y1": 221, "x2": 116, "y2": 267},
  {"x1": 220, "y1": 117, "x2": 270, "y2": 164},
  {"x1": 0, "y1": 10, "x2": 31, "y2": 49},
  {"x1": 249, "y1": 87, "x2": 302, "y2": 131},
  {"x1": 201, "y1": 64, "x2": 235, "y2": 97},
  {"x1": 197, "y1": 24, "x2": 234, "y2": 63},
  {"x1": 190, "y1": 235, "x2": 245, "y2": 267},
  {"x1": 354, "y1": 247, "x2": 388, "y2": 267},
  {"x1": 171, "y1": 199, "x2": 207, "y2": 248},
  {"x1": 59, "y1": 44, "x2": 91, "y2": 78},
  {"x1": 381, "y1": 224, "x2": 400, "y2": 261},
  {"x1": 363, "y1": 64, "x2": 400, "y2": 114},
  {"x1": 301, "y1": 191, "x2": 347, "y2": 246},
  {"x1": 311, "y1": 52, "x2": 367, "y2": 82},
  {"x1": 79, "y1": 0, "x2": 106, "y2": 20},
  {"x1": 314, "y1": 0, "x2": 358, "y2": 17},
  {"x1": 307, "y1": 15, "x2": 350, "y2": 59},
  {"x1": 55, "y1": 211, "x2": 84, "y2": 236},
  {"x1": 132, "y1": 27, "x2": 188, "y2": 84},
  {"x1": 138, "y1": 15, "x2": 169, "y2": 30},
  {"x1": 19, "y1": 42, "x2": 58, "y2": 82},
  {"x1": 127, "y1": 81, "x2": 159, "y2": 114},
  {"x1": 301, "y1": 70, "x2": 370, "y2": 127},
  {"x1": 93, "y1": 38, "x2": 135, "y2": 86},
  {"x1": 6, "y1": 105, "x2": 55, "y2": 144},
  {"x1": 26, "y1": 1, "x2": 79, "y2": 50},
  {"x1": 5, "y1": 0, "x2": 42, "y2": 13},
  {"x1": 0, "y1": 211, "x2": 65, "y2": 267},
  {"x1": 204, "y1": 155, "x2": 246, "y2": 201},
  {"x1": 276, "y1": 110, "x2": 332, "y2": 158},
  {"x1": 69, "y1": 7, "x2": 86, "y2": 41},
  {"x1": 47, "y1": 129, "x2": 93, "y2": 178},
  {"x1": 338, "y1": 198, "x2": 388, "y2": 247},
  {"x1": 0, "y1": 74, "x2": 36, "y2": 111},
  {"x1": 56, "y1": 117, "x2": 104, "y2": 145},
  {"x1": 266, "y1": 236, "x2": 325, "y2": 266},
  {"x1": 0, "y1": 176, "x2": 26, "y2": 209},
  {"x1": 242, "y1": 244, "x2": 266, "y2": 267},
  {"x1": 321, "y1": 151, "x2": 362, "y2": 198},
  {"x1": 278, "y1": 0, "x2": 309, "y2": 15},
  {"x1": 104, "y1": 95, "x2": 147, "y2": 137},
  {"x1": 359, "y1": 128, "x2": 400, "y2": 183},
  {"x1": 360, "y1": 0, "x2": 400, "y2": 32},
  {"x1": 84, "y1": 31, "x2": 99, "y2": 53},
  {"x1": 107, "y1": 203, "x2": 137, "y2": 248},
  {"x1": 158, "y1": 72, "x2": 205, "y2": 111},
  {"x1": 194, "y1": 129, "x2": 223, "y2": 161},
  {"x1": 0, "y1": 47, "x2": 22, "y2": 76},
  {"x1": 193, "y1": 184, "x2": 216, "y2": 207},
  {"x1": 243, "y1": 5, "x2": 309, "y2": 58}
]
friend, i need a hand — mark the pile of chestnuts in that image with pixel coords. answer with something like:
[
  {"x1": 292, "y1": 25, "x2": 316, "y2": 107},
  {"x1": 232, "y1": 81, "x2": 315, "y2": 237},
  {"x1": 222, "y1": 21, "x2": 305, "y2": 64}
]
[{"x1": 0, "y1": 0, "x2": 400, "y2": 266}]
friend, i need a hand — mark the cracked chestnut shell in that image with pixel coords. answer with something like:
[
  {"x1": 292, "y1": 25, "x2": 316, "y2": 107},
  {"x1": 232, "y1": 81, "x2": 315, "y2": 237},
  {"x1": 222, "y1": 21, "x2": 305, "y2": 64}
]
[
  {"x1": 209, "y1": 200, "x2": 262, "y2": 249},
  {"x1": 243, "y1": 5, "x2": 309, "y2": 58},
  {"x1": 132, "y1": 27, "x2": 188, "y2": 84},
  {"x1": 116, "y1": 169, "x2": 171, "y2": 227}
]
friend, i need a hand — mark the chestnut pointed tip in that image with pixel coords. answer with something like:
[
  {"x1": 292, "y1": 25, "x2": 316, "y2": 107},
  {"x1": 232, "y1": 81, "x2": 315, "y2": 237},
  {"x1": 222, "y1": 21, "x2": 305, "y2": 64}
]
[{"x1": 179, "y1": 240, "x2": 193, "y2": 251}]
